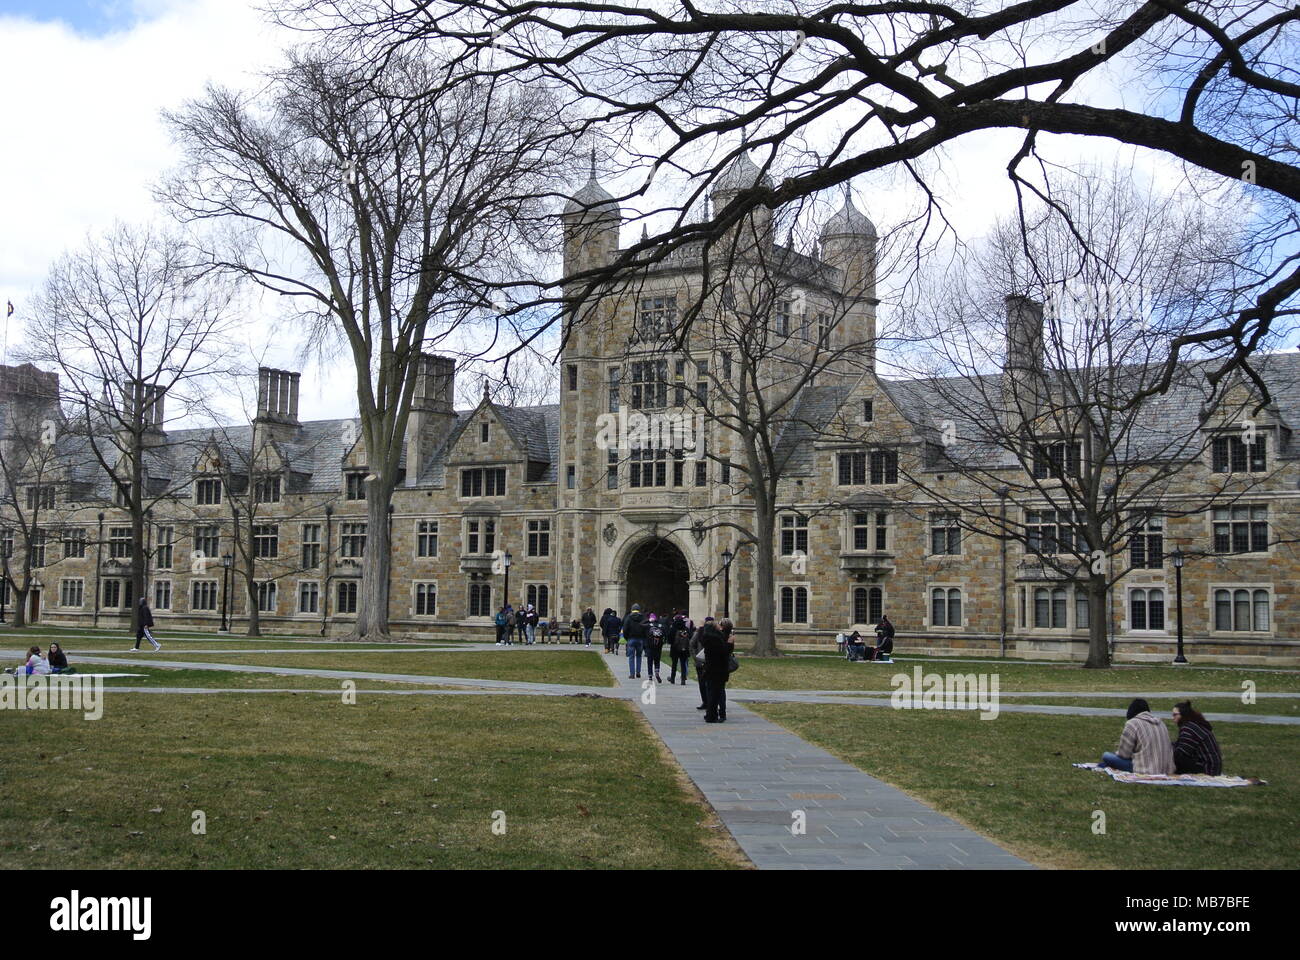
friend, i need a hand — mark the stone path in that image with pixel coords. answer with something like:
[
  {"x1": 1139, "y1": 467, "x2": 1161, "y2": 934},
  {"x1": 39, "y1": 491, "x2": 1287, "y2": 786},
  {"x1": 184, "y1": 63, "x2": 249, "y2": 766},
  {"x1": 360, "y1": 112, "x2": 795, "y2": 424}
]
[{"x1": 608, "y1": 653, "x2": 1033, "y2": 870}]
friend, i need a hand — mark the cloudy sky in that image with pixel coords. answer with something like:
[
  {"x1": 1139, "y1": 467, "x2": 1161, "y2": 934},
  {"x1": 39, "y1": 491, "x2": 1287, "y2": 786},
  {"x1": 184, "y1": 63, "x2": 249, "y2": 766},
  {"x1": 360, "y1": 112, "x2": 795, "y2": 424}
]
[{"x1": 2, "y1": 1, "x2": 1278, "y2": 424}]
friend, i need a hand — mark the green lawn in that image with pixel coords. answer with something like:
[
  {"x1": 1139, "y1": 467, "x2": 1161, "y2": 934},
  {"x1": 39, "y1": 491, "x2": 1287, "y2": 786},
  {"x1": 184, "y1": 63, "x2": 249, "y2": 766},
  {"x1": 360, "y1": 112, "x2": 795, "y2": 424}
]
[
  {"x1": 0, "y1": 693, "x2": 743, "y2": 869},
  {"x1": 54, "y1": 666, "x2": 462, "y2": 690},
  {"x1": 984, "y1": 696, "x2": 1300, "y2": 717},
  {"x1": 160, "y1": 650, "x2": 616, "y2": 687},
  {"x1": 749, "y1": 702, "x2": 1298, "y2": 870},
  {"x1": 730, "y1": 653, "x2": 1300, "y2": 694}
]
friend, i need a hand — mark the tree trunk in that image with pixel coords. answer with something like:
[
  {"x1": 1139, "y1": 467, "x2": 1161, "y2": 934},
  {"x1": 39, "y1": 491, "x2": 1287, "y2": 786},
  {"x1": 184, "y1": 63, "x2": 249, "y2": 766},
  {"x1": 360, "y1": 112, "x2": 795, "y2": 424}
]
[
  {"x1": 749, "y1": 512, "x2": 779, "y2": 657},
  {"x1": 351, "y1": 481, "x2": 395, "y2": 641},
  {"x1": 1084, "y1": 575, "x2": 1111, "y2": 669},
  {"x1": 11, "y1": 584, "x2": 28, "y2": 628},
  {"x1": 244, "y1": 574, "x2": 262, "y2": 637}
]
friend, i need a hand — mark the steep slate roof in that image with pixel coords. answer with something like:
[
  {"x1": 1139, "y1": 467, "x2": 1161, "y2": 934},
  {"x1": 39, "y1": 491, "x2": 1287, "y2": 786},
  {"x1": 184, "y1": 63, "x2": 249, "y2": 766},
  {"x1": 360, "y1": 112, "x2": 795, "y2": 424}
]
[{"x1": 869, "y1": 352, "x2": 1300, "y2": 471}]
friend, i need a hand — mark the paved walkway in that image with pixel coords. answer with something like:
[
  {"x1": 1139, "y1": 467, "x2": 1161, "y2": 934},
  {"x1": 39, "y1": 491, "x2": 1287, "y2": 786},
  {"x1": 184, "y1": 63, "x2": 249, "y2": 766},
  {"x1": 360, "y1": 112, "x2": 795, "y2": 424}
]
[{"x1": 609, "y1": 652, "x2": 1033, "y2": 870}]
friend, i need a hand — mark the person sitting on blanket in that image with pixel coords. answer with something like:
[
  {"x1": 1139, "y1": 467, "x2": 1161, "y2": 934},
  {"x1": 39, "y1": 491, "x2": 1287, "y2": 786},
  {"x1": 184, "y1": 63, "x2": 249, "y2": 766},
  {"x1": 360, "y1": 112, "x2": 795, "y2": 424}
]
[
  {"x1": 846, "y1": 631, "x2": 867, "y2": 660},
  {"x1": 47, "y1": 643, "x2": 76, "y2": 675},
  {"x1": 1098, "y1": 699, "x2": 1175, "y2": 775},
  {"x1": 1171, "y1": 701, "x2": 1222, "y2": 776},
  {"x1": 3, "y1": 646, "x2": 51, "y2": 677}
]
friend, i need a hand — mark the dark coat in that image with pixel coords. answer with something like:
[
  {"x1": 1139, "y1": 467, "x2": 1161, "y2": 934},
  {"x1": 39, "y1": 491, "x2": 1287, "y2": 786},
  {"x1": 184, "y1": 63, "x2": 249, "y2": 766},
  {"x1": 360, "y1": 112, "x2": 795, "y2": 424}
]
[
  {"x1": 700, "y1": 623, "x2": 733, "y2": 675},
  {"x1": 623, "y1": 610, "x2": 648, "y2": 639},
  {"x1": 48, "y1": 648, "x2": 69, "y2": 669},
  {"x1": 581, "y1": 610, "x2": 597, "y2": 628},
  {"x1": 601, "y1": 613, "x2": 623, "y2": 637},
  {"x1": 139, "y1": 604, "x2": 155, "y2": 628},
  {"x1": 669, "y1": 618, "x2": 693, "y2": 655}
]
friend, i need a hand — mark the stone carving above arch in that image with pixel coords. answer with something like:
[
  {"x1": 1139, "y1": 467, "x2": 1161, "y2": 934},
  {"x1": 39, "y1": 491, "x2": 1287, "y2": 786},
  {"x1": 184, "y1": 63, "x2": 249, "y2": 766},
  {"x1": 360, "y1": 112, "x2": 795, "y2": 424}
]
[{"x1": 602, "y1": 522, "x2": 618, "y2": 546}]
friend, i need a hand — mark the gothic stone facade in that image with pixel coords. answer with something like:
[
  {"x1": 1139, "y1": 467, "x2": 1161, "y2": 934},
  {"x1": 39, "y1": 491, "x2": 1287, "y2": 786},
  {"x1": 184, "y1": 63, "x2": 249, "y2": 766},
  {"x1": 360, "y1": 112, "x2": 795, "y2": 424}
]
[{"x1": 3, "y1": 163, "x2": 1299, "y2": 664}]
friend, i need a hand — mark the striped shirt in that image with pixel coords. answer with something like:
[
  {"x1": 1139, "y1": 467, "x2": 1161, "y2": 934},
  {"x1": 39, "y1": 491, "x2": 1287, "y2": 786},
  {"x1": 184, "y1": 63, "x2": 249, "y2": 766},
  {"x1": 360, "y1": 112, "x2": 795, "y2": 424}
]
[{"x1": 1173, "y1": 721, "x2": 1222, "y2": 776}]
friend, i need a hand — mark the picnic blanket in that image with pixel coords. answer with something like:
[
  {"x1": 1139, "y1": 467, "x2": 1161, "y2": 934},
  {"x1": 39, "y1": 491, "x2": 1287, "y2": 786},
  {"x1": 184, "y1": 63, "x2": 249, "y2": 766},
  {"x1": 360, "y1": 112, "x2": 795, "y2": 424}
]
[{"x1": 1073, "y1": 762, "x2": 1266, "y2": 788}]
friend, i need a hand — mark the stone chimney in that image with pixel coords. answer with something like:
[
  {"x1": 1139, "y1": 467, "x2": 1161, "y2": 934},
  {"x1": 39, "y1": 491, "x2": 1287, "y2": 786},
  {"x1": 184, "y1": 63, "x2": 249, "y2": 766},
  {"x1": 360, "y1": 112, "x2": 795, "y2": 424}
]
[
  {"x1": 254, "y1": 367, "x2": 302, "y2": 445},
  {"x1": 1004, "y1": 294, "x2": 1045, "y2": 429},
  {"x1": 405, "y1": 354, "x2": 457, "y2": 486}
]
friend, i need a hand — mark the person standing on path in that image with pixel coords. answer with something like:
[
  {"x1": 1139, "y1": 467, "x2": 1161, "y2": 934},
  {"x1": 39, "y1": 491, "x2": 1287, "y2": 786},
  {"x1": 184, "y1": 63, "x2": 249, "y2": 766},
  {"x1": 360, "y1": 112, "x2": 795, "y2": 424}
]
[
  {"x1": 600, "y1": 608, "x2": 622, "y2": 654},
  {"x1": 701, "y1": 617, "x2": 734, "y2": 723},
  {"x1": 495, "y1": 604, "x2": 510, "y2": 645},
  {"x1": 667, "y1": 610, "x2": 692, "y2": 684},
  {"x1": 581, "y1": 607, "x2": 597, "y2": 646},
  {"x1": 515, "y1": 602, "x2": 529, "y2": 645},
  {"x1": 622, "y1": 603, "x2": 648, "y2": 679},
  {"x1": 131, "y1": 597, "x2": 161, "y2": 651},
  {"x1": 691, "y1": 616, "x2": 712, "y2": 710},
  {"x1": 644, "y1": 613, "x2": 666, "y2": 683}
]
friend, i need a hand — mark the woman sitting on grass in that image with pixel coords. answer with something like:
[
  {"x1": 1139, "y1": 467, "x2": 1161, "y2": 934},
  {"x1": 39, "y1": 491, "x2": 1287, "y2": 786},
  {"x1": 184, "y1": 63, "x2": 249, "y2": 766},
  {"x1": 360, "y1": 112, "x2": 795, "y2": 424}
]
[
  {"x1": 1097, "y1": 698, "x2": 1175, "y2": 775},
  {"x1": 1171, "y1": 701, "x2": 1222, "y2": 776},
  {"x1": 3, "y1": 646, "x2": 51, "y2": 677},
  {"x1": 47, "y1": 642, "x2": 75, "y2": 675}
]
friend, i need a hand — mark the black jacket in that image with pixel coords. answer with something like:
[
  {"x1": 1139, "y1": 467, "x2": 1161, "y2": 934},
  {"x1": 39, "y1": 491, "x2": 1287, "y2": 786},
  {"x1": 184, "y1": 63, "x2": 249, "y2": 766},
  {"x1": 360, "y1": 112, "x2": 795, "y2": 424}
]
[
  {"x1": 139, "y1": 604, "x2": 155, "y2": 628},
  {"x1": 601, "y1": 613, "x2": 623, "y2": 637},
  {"x1": 669, "y1": 618, "x2": 693, "y2": 655},
  {"x1": 623, "y1": 610, "x2": 648, "y2": 639},
  {"x1": 700, "y1": 623, "x2": 733, "y2": 671},
  {"x1": 581, "y1": 610, "x2": 597, "y2": 628},
  {"x1": 48, "y1": 649, "x2": 69, "y2": 669}
]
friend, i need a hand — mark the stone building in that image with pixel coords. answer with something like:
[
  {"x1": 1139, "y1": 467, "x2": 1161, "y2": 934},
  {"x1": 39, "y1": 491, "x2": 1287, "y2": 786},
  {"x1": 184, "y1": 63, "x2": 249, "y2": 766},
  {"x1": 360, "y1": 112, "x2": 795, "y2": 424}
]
[{"x1": 2, "y1": 159, "x2": 1297, "y2": 663}]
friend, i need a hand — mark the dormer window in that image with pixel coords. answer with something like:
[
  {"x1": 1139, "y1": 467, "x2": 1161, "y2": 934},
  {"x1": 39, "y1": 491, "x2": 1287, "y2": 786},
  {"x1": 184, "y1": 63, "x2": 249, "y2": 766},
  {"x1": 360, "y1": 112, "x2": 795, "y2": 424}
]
[
  {"x1": 25, "y1": 485, "x2": 55, "y2": 511},
  {"x1": 195, "y1": 477, "x2": 222, "y2": 505},
  {"x1": 254, "y1": 476, "x2": 281, "y2": 503},
  {"x1": 1211, "y1": 435, "x2": 1266, "y2": 474},
  {"x1": 837, "y1": 450, "x2": 897, "y2": 485},
  {"x1": 1030, "y1": 441, "x2": 1081, "y2": 480},
  {"x1": 460, "y1": 467, "x2": 506, "y2": 498},
  {"x1": 345, "y1": 472, "x2": 366, "y2": 501}
]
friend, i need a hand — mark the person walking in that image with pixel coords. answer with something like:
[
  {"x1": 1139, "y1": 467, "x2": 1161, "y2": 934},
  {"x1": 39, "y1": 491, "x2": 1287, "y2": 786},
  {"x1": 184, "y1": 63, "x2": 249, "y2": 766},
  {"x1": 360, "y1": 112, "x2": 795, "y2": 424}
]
[
  {"x1": 600, "y1": 608, "x2": 622, "y2": 654},
  {"x1": 622, "y1": 603, "x2": 648, "y2": 679},
  {"x1": 581, "y1": 607, "x2": 597, "y2": 646},
  {"x1": 701, "y1": 617, "x2": 735, "y2": 723},
  {"x1": 667, "y1": 610, "x2": 692, "y2": 685},
  {"x1": 130, "y1": 597, "x2": 161, "y2": 651},
  {"x1": 645, "y1": 613, "x2": 666, "y2": 683}
]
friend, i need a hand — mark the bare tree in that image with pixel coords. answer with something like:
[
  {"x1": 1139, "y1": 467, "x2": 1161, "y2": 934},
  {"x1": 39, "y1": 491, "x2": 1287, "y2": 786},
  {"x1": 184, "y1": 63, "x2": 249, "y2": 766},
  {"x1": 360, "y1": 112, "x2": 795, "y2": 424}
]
[
  {"x1": 199, "y1": 360, "x2": 341, "y2": 637},
  {"x1": 21, "y1": 223, "x2": 238, "y2": 636},
  {"x1": 890, "y1": 171, "x2": 1289, "y2": 667},
  {"x1": 161, "y1": 46, "x2": 576, "y2": 640},
  {"x1": 287, "y1": 0, "x2": 1300, "y2": 394}
]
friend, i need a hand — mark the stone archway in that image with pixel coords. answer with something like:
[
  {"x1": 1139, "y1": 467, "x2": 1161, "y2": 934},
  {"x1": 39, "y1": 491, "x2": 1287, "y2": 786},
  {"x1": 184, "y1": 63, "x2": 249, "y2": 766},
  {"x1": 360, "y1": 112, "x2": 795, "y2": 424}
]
[{"x1": 624, "y1": 537, "x2": 690, "y2": 617}]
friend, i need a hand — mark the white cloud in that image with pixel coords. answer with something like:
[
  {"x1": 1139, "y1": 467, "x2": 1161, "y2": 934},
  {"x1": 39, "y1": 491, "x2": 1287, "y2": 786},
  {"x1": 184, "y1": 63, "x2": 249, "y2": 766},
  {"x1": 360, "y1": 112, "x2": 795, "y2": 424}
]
[{"x1": 0, "y1": 0, "x2": 283, "y2": 325}]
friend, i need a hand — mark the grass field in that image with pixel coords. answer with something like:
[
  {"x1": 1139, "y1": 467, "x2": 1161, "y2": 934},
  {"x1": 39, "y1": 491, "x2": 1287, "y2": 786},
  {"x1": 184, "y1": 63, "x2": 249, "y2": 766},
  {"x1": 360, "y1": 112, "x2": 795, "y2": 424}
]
[
  {"x1": 145, "y1": 650, "x2": 616, "y2": 687},
  {"x1": 0, "y1": 693, "x2": 743, "y2": 869},
  {"x1": 749, "y1": 702, "x2": 1297, "y2": 869},
  {"x1": 730, "y1": 652, "x2": 1300, "y2": 694}
]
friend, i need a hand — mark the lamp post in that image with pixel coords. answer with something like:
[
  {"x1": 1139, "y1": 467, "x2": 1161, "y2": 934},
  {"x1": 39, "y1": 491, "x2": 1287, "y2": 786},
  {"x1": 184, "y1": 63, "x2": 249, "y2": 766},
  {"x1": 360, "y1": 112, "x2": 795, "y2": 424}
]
[
  {"x1": 1171, "y1": 546, "x2": 1188, "y2": 664},
  {"x1": 502, "y1": 550, "x2": 512, "y2": 607},
  {"x1": 220, "y1": 553, "x2": 233, "y2": 633},
  {"x1": 721, "y1": 548, "x2": 734, "y2": 620}
]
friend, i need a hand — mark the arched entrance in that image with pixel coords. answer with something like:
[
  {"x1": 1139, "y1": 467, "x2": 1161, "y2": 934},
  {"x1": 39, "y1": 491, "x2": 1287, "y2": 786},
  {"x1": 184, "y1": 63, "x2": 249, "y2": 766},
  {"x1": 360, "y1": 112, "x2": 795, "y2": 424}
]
[{"x1": 625, "y1": 538, "x2": 690, "y2": 616}]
